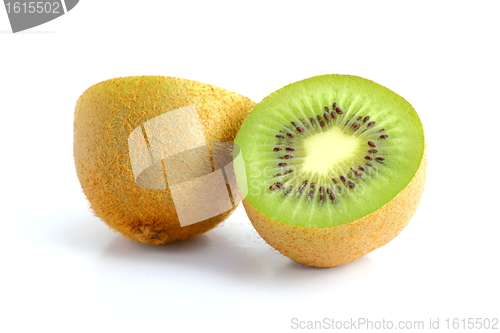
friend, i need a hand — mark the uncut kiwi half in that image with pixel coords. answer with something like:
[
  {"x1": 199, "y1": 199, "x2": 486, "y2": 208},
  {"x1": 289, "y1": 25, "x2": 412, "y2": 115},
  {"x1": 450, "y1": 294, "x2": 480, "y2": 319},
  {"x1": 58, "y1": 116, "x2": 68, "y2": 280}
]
[
  {"x1": 235, "y1": 75, "x2": 425, "y2": 267},
  {"x1": 74, "y1": 76, "x2": 255, "y2": 244}
]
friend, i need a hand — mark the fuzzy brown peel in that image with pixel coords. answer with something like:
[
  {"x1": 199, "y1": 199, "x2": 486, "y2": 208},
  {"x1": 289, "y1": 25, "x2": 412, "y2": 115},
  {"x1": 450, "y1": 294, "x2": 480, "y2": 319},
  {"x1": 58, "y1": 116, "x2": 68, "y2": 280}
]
[
  {"x1": 244, "y1": 155, "x2": 426, "y2": 267},
  {"x1": 74, "y1": 76, "x2": 255, "y2": 244}
]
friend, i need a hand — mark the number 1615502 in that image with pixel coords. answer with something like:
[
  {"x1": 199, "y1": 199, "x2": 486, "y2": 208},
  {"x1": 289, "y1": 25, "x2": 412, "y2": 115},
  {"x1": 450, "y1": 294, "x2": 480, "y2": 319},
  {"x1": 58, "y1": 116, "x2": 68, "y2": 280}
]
[{"x1": 5, "y1": 2, "x2": 61, "y2": 14}]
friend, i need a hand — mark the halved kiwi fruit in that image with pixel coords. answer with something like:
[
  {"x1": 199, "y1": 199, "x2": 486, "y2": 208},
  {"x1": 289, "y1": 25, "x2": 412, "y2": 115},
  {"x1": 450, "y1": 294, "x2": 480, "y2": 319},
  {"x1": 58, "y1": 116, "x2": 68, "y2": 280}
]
[
  {"x1": 235, "y1": 74, "x2": 426, "y2": 267},
  {"x1": 74, "y1": 76, "x2": 255, "y2": 244}
]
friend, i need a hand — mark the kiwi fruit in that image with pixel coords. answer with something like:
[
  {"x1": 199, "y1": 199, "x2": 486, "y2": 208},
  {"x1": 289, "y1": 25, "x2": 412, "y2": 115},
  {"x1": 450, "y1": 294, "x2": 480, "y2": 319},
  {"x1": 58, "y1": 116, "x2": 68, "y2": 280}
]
[
  {"x1": 74, "y1": 76, "x2": 255, "y2": 244},
  {"x1": 235, "y1": 74, "x2": 426, "y2": 267}
]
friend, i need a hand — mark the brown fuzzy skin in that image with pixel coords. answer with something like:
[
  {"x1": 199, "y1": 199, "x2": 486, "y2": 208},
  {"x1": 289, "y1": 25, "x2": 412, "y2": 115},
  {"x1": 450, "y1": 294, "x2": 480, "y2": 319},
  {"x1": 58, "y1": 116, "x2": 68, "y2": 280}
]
[
  {"x1": 244, "y1": 156, "x2": 426, "y2": 267},
  {"x1": 74, "y1": 76, "x2": 255, "y2": 244}
]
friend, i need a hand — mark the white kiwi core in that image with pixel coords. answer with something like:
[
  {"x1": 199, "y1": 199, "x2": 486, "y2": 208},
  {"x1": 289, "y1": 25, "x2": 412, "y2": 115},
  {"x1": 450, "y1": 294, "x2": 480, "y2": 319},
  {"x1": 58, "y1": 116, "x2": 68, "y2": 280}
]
[{"x1": 301, "y1": 127, "x2": 362, "y2": 176}]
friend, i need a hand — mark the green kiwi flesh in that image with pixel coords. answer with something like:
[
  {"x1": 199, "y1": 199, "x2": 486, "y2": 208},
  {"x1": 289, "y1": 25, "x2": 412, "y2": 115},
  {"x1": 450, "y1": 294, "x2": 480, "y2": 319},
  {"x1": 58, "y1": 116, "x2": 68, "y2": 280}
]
[{"x1": 235, "y1": 75, "x2": 424, "y2": 229}]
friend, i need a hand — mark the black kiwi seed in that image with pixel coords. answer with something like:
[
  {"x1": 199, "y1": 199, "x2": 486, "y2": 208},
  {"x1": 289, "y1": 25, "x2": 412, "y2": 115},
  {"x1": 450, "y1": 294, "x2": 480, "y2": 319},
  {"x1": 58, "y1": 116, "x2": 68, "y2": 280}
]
[
  {"x1": 368, "y1": 149, "x2": 378, "y2": 154},
  {"x1": 353, "y1": 123, "x2": 360, "y2": 131},
  {"x1": 351, "y1": 168, "x2": 362, "y2": 178},
  {"x1": 367, "y1": 121, "x2": 376, "y2": 128},
  {"x1": 379, "y1": 134, "x2": 388, "y2": 139},
  {"x1": 270, "y1": 182, "x2": 282, "y2": 190},
  {"x1": 347, "y1": 181, "x2": 356, "y2": 189},
  {"x1": 286, "y1": 147, "x2": 295, "y2": 151},
  {"x1": 276, "y1": 135, "x2": 284, "y2": 139},
  {"x1": 368, "y1": 141, "x2": 376, "y2": 147},
  {"x1": 278, "y1": 162, "x2": 288, "y2": 167},
  {"x1": 335, "y1": 106, "x2": 344, "y2": 114},
  {"x1": 273, "y1": 147, "x2": 282, "y2": 151},
  {"x1": 363, "y1": 116, "x2": 370, "y2": 123},
  {"x1": 375, "y1": 157, "x2": 385, "y2": 162},
  {"x1": 365, "y1": 156, "x2": 373, "y2": 160},
  {"x1": 358, "y1": 165, "x2": 366, "y2": 171},
  {"x1": 317, "y1": 115, "x2": 325, "y2": 127},
  {"x1": 285, "y1": 169, "x2": 293, "y2": 174},
  {"x1": 296, "y1": 126, "x2": 305, "y2": 132},
  {"x1": 284, "y1": 155, "x2": 293, "y2": 159}
]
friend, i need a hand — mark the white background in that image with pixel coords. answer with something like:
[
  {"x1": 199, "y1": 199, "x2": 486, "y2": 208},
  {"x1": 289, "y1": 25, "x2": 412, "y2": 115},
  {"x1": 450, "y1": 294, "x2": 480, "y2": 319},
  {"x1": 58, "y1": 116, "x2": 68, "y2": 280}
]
[{"x1": 1, "y1": 1, "x2": 499, "y2": 332}]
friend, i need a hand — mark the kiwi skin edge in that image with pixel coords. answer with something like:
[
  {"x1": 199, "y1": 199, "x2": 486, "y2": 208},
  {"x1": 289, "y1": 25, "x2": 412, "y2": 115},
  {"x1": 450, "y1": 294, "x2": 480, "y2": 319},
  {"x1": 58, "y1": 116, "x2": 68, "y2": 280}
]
[{"x1": 244, "y1": 153, "x2": 426, "y2": 268}]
